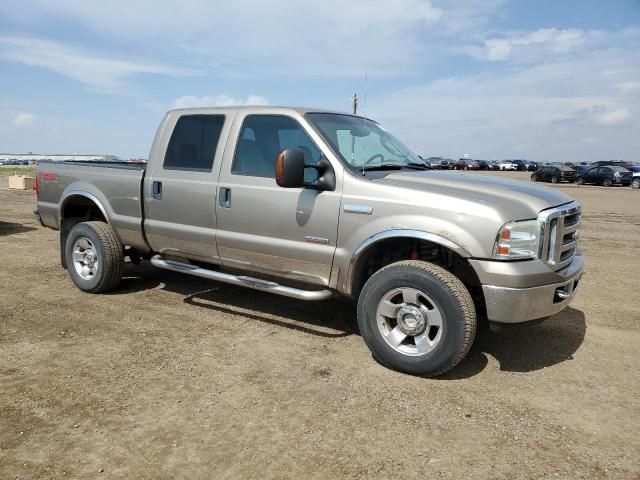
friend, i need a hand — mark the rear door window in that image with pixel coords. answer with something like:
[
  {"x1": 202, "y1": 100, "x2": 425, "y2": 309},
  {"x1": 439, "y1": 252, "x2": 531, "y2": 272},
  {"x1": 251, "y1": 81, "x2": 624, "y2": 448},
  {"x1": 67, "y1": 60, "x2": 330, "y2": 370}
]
[{"x1": 164, "y1": 115, "x2": 225, "y2": 171}]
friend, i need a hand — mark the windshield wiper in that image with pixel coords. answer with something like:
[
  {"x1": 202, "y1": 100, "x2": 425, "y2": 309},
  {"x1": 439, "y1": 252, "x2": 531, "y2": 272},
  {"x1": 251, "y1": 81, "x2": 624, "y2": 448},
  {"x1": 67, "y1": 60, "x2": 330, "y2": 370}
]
[
  {"x1": 360, "y1": 163, "x2": 405, "y2": 172},
  {"x1": 405, "y1": 162, "x2": 431, "y2": 170}
]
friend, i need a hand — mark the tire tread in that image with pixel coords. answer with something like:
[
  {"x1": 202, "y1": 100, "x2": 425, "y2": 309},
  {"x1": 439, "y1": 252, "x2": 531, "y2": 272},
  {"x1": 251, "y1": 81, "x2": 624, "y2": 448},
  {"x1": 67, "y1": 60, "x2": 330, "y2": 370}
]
[
  {"x1": 359, "y1": 260, "x2": 476, "y2": 376},
  {"x1": 69, "y1": 221, "x2": 123, "y2": 293}
]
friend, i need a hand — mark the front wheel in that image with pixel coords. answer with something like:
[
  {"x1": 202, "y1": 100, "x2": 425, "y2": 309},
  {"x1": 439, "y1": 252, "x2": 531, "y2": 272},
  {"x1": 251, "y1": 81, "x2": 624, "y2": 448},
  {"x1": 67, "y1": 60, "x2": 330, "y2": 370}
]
[
  {"x1": 530, "y1": 174, "x2": 537, "y2": 181},
  {"x1": 65, "y1": 221, "x2": 123, "y2": 293},
  {"x1": 576, "y1": 177, "x2": 585, "y2": 185},
  {"x1": 632, "y1": 178, "x2": 640, "y2": 189},
  {"x1": 357, "y1": 260, "x2": 476, "y2": 377},
  {"x1": 551, "y1": 176, "x2": 559, "y2": 184}
]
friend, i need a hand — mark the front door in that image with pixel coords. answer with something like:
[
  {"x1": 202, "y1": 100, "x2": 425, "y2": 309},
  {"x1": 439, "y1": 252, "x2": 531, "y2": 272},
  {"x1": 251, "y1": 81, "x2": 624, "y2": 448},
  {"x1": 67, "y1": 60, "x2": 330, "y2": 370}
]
[
  {"x1": 144, "y1": 111, "x2": 234, "y2": 262},
  {"x1": 215, "y1": 113, "x2": 342, "y2": 286}
]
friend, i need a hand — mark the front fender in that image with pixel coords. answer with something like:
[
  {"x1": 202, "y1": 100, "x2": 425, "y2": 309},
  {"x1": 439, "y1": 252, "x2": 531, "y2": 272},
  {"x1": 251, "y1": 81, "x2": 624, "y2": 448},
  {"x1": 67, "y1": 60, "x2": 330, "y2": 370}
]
[{"x1": 340, "y1": 228, "x2": 472, "y2": 295}]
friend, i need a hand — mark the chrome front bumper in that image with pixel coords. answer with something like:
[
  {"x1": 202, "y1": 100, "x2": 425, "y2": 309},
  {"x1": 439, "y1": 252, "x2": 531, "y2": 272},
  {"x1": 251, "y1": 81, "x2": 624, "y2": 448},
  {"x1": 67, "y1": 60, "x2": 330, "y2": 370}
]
[{"x1": 479, "y1": 253, "x2": 584, "y2": 324}]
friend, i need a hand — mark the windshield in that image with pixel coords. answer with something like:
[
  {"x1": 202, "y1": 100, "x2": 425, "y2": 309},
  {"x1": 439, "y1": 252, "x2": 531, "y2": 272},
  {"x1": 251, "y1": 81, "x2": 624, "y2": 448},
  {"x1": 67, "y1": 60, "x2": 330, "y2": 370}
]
[{"x1": 305, "y1": 113, "x2": 423, "y2": 171}]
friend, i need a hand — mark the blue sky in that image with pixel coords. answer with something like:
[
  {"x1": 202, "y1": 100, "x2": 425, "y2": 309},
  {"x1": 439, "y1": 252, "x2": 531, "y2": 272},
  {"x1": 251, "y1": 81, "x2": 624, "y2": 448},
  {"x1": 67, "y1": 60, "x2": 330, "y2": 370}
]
[{"x1": 0, "y1": 0, "x2": 639, "y2": 161}]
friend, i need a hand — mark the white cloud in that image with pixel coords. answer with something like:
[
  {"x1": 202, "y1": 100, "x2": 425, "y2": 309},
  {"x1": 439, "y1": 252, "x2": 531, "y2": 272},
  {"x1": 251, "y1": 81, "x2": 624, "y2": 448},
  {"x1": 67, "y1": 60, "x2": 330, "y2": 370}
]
[
  {"x1": 593, "y1": 108, "x2": 632, "y2": 126},
  {"x1": 367, "y1": 45, "x2": 640, "y2": 161},
  {"x1": 0, "y1": 0, "x2": 505, "y2": 77},
  {"x1": 0, "y1": 35, "x2": 197, "y2": 92},
  {"x1": 13, "y1": 112, "x2": 36, "y2": 126},
  {"x1": 616, "y1": 81, "x2": 640, "y2": 92},
  {"x1": 467, "y1": 28, "x2": 586, "y2": 62},
  {"x1": 172, "y1": 95, "x2": 269, "y2": 109}
]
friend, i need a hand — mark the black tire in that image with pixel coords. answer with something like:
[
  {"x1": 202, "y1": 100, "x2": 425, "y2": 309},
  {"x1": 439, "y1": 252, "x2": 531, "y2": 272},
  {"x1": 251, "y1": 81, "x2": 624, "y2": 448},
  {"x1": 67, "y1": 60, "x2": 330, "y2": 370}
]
[
  {"x1": 530, "y1": 174, "x2": 537, "y2": 182},
  {"x1": 576, "y1": 177, "x2": 585, "y2": 185},
  {"x1": 603, "y1": 178, "x2": 613, "y2": 187},
  {"x1": 551, "y1": 176, "x2": 558, "y2": 184},
  {"x1": 357, "y1": 260, "x2": 476, "y2": 377},
  {"x1": 64, "y1": 221, "x2": 123, "y2": 293},
  {"x1": 632, "y1": 178, "x2": 640, "y2": 189}
]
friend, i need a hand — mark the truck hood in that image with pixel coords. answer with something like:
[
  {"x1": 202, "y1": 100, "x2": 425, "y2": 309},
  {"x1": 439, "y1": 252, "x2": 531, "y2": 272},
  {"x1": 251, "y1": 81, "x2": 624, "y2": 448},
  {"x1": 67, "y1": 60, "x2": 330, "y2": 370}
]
[{"x1": 375, "y1": 170, "x2": 575, "y2": 220}]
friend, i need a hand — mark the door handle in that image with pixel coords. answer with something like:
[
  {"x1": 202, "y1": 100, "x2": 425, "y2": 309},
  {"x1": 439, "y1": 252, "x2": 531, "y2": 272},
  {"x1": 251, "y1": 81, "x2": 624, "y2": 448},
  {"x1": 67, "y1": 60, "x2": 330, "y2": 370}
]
[
  {"x1": 152, "y1": 181, "x2": 162, "y2": 200},
  {"x1": 219, "y1": 187, "x2": 231, "y2": 208}
]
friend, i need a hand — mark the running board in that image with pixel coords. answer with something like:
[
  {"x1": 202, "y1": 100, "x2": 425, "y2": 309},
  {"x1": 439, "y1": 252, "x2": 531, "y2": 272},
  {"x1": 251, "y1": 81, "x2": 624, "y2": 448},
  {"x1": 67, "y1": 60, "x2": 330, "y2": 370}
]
[{"x1": 150, "y1": 255, "x2": 333, "y2": 301}]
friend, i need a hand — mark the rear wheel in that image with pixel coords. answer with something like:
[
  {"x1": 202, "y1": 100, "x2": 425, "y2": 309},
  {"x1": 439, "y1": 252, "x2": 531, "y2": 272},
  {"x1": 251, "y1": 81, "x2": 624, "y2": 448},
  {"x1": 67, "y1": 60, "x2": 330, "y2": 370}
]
[
  {"x1": 65, "y1": 221, "x2": 123, "y2": 293},
  {"x1": 530, "y1": 174, "x2": 537, "y2": 181},
  {"x1": 603, "y1": 178, "x2": 613, "y2": 187},
  {"x1": 357, "y1": 260, "x2": 476, "y2": 377},
  {"x1": 576, "y1": 177, "x2": 585, "y2": 185}
]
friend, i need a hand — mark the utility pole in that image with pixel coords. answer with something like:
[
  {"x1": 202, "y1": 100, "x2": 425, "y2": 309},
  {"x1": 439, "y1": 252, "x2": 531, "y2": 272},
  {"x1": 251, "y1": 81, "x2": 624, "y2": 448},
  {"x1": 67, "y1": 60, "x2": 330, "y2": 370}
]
[{"x1": 350, "y1": 92, "x2": 358, "y2": 115}]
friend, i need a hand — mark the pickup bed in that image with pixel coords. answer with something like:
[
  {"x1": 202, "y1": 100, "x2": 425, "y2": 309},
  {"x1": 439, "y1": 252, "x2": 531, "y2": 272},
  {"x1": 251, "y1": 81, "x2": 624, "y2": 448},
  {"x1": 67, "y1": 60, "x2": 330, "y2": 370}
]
[{"x1": 35, "y1": 106, "x2": 584, "y2": 376}]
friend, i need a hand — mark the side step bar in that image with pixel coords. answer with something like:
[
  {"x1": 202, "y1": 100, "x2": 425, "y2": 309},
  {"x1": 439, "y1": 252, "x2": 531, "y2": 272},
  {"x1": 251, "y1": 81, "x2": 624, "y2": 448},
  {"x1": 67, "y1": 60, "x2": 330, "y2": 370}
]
[{"x1": 150, "y1": 255, "x2": 333, "y2": 301}]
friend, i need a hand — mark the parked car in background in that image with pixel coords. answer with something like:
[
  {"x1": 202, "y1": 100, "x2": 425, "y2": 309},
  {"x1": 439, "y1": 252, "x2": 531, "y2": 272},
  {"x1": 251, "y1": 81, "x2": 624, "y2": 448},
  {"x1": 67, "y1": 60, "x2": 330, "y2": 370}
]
[
  {"x1": 511, "y1": 160, "x2": 525, "y2": 171},
  {"x1": 423, "y1": 157, "x2": 454, "y2": 170},
  {"x1": 498, "y1": 161, "x2": 517, "y2": 171},
  {"x1": 454, "y1": 159, "x2": 480, "y2": 170},
  {"x1": 576, "y1": 166, "x2": 632, "y2": 187},
  {"x1": 474, "y1": 160, "x2": 491, "y2": 170},
  {"x1": 433, "y1": 159, "x2": 453, "y2": 170},
  {"x1": 589, "y1": 160, "x2": 634, "y2": 169},
  {"x1": 531, "y1": 165, "x2": 577, "y2": 183},
  {"x1": 573, "y1": 165, "x2": 589, "y2": 176},
  {"x1": 525, "y1": 161, "x2": 539, "y2": 171}
]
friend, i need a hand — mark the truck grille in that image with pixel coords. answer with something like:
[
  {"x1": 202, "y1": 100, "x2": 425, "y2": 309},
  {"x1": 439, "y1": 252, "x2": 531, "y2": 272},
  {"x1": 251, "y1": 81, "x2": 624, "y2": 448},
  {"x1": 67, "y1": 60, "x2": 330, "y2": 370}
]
[{"x1": 538, "y1": 201, "x2": 581, "y2": 270}]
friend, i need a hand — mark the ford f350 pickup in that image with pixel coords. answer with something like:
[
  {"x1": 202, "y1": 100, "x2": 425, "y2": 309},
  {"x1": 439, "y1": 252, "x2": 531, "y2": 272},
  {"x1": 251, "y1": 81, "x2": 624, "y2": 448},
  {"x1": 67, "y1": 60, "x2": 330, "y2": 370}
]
[{"x1": 35, "y1": 106, "x2": 584, "y2": 376}]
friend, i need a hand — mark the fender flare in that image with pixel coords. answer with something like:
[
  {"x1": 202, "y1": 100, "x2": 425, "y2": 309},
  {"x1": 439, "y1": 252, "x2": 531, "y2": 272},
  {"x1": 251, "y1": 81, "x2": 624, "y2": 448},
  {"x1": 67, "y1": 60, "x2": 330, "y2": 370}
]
[
  {"x1": 59, "y1": 190, "x2": 110, "y2": 224},
  {"x1": 345, "y1": 229, "x2": 471, "y2": 296}
]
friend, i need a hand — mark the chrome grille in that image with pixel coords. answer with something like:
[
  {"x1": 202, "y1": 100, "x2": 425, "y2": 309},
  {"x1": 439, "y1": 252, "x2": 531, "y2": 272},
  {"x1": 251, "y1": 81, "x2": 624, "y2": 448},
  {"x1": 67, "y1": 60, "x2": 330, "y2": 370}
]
[{"x1": 538, "y1": 201, "x2": 581, "y2": 270}]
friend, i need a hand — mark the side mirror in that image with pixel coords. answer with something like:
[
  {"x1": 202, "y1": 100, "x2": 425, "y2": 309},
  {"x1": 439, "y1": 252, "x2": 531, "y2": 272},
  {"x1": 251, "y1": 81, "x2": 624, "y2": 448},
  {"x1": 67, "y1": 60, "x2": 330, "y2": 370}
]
[
  {"x1": 275, "y1": 148, "x2": 305, "y2": 188},
  {"x1": 306, "y1": 156, "x2": 336, "y2": 192},
  {"x1": 276, "y1": 148, "x2": 337, "y2": 191}
]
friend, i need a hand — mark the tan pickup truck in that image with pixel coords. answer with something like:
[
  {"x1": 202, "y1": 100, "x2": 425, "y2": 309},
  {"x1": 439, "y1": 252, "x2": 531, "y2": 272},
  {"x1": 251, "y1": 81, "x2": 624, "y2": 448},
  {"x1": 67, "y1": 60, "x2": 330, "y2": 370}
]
[{"x1": 34, "y1": 106, "x2": 584, "y2": 376}]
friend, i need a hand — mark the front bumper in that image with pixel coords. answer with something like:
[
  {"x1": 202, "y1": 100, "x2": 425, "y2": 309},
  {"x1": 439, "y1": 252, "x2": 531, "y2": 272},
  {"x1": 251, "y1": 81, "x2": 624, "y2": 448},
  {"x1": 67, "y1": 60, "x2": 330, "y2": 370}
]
[{"x1": 472, "y1": 253, "x2": 584, "y2": 324}]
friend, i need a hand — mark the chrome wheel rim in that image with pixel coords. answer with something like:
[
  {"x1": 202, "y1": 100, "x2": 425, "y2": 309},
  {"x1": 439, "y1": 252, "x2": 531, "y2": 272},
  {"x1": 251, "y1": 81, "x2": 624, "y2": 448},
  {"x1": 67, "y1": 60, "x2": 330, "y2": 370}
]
[
  {"x1": 376, "y1": 287, "x2": 443, "y2": 356},
  {"x1": 72, "y1": 237, "x2": 99, "y2": 280}
]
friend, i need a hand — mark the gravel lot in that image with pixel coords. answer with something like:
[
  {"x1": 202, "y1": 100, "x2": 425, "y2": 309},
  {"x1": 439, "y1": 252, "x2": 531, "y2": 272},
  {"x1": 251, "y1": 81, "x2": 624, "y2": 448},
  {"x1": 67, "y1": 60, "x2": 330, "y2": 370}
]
[{"x1": 1, "y1": 171, "x2": 638, "y2": 479}]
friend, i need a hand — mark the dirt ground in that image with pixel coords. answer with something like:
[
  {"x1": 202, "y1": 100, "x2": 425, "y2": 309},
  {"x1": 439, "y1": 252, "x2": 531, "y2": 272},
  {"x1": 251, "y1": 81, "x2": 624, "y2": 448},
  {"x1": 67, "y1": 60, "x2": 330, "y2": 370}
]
[{"x1": 1, "y1": 171, "x2": 638, "y2": 479}]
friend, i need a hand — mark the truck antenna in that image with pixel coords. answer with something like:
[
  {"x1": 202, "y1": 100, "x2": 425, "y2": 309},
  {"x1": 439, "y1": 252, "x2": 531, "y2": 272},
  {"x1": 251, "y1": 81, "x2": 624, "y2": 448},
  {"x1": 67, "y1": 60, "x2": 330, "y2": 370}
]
[{"x1": 350, "y1": 92, "x2": 358, "y2": 115}]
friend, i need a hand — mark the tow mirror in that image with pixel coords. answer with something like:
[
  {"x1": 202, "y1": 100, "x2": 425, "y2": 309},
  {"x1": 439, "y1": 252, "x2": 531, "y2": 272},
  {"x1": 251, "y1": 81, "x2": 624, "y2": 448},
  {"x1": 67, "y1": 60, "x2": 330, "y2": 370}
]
[
  {"x1": 275, "y1": 148, "x2": 336, "y2": 191},
  {"x1": 275, "y1": 148, "x2": 305, "y2": 188}
]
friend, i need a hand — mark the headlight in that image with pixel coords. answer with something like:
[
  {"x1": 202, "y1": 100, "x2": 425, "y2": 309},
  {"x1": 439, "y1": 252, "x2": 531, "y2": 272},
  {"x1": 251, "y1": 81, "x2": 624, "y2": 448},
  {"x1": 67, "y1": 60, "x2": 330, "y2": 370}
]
[{"x1": 493, "y1": 219, "x2": 541, "y2": 260}]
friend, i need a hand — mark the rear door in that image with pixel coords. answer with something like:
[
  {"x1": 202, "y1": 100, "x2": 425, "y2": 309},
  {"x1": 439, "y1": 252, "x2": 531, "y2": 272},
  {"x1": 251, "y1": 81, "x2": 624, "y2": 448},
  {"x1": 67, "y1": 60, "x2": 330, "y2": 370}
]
[
  {"x1": 584, "y1": 167, "x2": 597, "y2": 183},
  {"x1": 215, "y1": 112, "x2": 342, "y2": 286},
  {"x1": 144, "y1": 111, "x2": 234, "y2": 261},
  {"x1": 594, "y1": 167, "x2": 608, "y2": 183}
]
